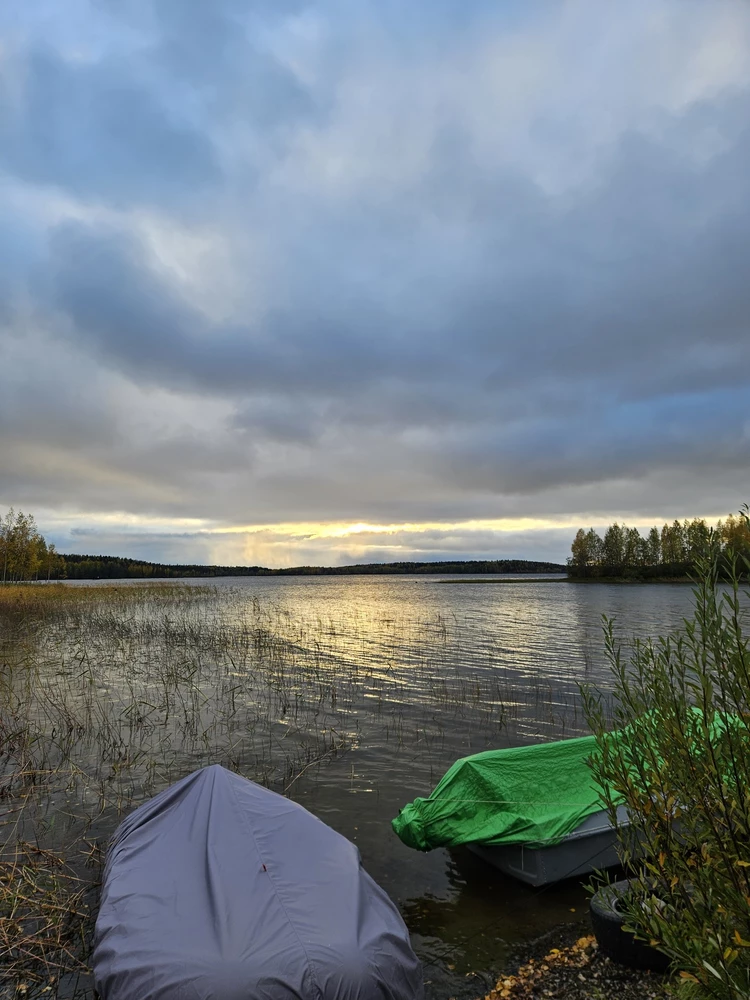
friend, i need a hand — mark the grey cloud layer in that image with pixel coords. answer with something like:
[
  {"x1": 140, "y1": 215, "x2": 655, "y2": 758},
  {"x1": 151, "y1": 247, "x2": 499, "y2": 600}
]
[
  {"x1": 2, "y1": 51, "x2": 219, "y2": 209},
  {"x1": 1, "y1": 0, "x2": 749, "y2": 550}
]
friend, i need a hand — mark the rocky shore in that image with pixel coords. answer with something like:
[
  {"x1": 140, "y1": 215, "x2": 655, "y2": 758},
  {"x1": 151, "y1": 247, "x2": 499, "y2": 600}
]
[{"x1": 478, "y1": 921, "x2": 670, "y2": 1000}]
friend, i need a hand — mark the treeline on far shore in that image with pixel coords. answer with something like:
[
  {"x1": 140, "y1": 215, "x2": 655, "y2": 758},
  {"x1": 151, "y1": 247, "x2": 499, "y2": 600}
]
[
  {"x1": 568, "y1": 512, "x2": 750, "y2": 579},
  {"x1": 0, "y1": 509, "x2": 566, "y2": 581},
  {"x1": 55, "y1": 555, "x2": 567, "y2": 580}
]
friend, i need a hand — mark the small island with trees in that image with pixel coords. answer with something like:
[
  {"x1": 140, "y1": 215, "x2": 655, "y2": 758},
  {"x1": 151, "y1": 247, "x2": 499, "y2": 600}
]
[{"x1": 568, "y1": 514, "x2": 750, "y2": 580}]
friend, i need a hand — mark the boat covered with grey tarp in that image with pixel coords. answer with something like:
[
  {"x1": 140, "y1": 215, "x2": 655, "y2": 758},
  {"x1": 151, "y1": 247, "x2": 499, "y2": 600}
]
[{"x1": 94, "y1": 765, "x2": 423, "y2": 1000}]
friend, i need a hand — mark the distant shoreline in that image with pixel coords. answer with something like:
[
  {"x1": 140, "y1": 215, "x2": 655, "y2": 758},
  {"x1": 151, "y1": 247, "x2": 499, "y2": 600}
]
[
  {"x1": 436, "y1": 576, "x2": 567, "y2": 584},
  {"x1": 565, "y1": 575, "x2": 694, "y2": 584},
  {"x1": 22, "y1": 550, "x2": 712, "y2": 584},
  {"x1": 56, "y1": 555, "x2": 567, "y2": 581},
  {"x1": 437, "y1": 576, "x2": 695, "y2": 584},
  {"x1": 54, "y1": 573, "x2": 700, "y2": 586}
]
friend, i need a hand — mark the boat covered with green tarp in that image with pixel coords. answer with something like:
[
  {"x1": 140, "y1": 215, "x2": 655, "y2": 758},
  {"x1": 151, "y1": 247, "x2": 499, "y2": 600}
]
[
  {"x1": 392, "y1": 710, "x2": 744, "y2": 885},
  {"x1": 392, "y1": 734, "x2": 610, "y2": 853}
]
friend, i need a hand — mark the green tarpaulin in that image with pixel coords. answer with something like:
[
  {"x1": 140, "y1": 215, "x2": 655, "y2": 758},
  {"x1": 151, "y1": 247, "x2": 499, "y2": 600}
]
[
  {"x1": 392, "y1": 734, "x2": 610, "y2": 851},
  {"x1": 392, "y1": 709, "x2": 746, "y2": 852}
]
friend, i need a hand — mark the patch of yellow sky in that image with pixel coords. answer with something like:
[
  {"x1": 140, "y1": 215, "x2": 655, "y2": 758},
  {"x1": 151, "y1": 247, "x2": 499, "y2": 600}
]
[
  {"x1": 43, "y1": 511, "x2": 721, "y2": 542},
  {"x1": 219, "y1": 517, "x2": 573, "y2": 538},
  {"x1": 217, "y1": 515, "x2": 715, "y2": 540},
  {"x1": 222, "y1": 518, "x2": 575, "y2": 566},
  {"x1": 44, "y1": 511, "x2": 587, "y2": 537}
]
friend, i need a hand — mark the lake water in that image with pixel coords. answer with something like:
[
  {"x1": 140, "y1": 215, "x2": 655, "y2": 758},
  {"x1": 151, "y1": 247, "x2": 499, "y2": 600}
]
[{"x1": 0, "y1": 575, "x2": 726, "y2": 998}]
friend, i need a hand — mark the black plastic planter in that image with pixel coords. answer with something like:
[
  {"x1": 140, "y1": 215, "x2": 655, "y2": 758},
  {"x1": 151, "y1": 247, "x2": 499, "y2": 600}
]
[{"x1": 590, "y1": 879, "x2": 671, "y2": 972}]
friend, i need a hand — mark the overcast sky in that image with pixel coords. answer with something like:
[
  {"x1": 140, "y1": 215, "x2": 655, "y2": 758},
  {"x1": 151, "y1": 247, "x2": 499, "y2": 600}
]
[{"x1": 1, "y1": 0, "x2": 749, "y2": 567}]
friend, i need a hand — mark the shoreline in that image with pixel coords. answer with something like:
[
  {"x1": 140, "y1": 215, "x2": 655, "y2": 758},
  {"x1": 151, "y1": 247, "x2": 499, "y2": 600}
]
[
  {"x1": 478, "y1": 919, "x2": 670, "y2": 1000},
  {"x1": 436, "y1": 577, "x2": 567, "y2": 584},
  {"x1": 437, "y1": 576, "x2": 694, "y2": 584}
]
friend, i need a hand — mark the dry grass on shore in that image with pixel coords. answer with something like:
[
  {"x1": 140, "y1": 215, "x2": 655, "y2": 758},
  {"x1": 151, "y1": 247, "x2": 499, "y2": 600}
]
[
  {"x1": 0, "y1": 840, "x2": 102, "y2": 994},
  {"x1": 0, "y1": 581, "x2": 198, "y2": 609}
]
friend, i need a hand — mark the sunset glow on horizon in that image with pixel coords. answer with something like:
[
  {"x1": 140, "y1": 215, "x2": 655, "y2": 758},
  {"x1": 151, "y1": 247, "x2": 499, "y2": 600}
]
[{"x1": 28, "y1": 509, "x2": 729, "y2": 569}]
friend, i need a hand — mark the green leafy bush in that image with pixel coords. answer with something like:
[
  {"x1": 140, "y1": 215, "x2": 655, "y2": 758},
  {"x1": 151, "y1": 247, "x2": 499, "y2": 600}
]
[{"x1": 583, "y1": 510, "x2": 750, "y2": 999}]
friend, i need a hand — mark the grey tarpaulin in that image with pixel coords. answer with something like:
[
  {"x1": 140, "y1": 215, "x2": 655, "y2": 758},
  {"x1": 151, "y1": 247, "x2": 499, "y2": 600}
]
[{"x1": 93, "y1": 766, "x2": 423, "y2": 1000}]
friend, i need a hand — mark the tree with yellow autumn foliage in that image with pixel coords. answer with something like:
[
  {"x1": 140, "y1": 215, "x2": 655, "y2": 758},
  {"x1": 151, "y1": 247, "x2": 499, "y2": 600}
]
[{"x1": 0, "y1": 508, "x2": 63, "y2": 583}]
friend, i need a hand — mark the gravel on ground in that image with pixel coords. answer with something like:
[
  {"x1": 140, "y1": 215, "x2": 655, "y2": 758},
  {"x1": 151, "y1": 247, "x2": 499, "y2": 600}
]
[{"x1": 477, "y1": 921, "x2": 671, "y2": 1000}]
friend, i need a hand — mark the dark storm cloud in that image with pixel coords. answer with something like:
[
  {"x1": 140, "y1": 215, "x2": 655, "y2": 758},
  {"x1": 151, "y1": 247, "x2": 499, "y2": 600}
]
[
  {"x1": 41, "y1": 91, "x2": 750, "y2": 408},
  {"x1": 43, "y1": 220, "x2": 426, "y2": 396},
  {"x1": 426, "y1": 386, "x2": 750, "y2": 497},
  {"x1": 0, "y1": 0, "x2": 321, "y2": 215},
  {"x1": 0, "y1": 49, "x2": 220, "y2": 210},
  {"x1": 1, "y1": 0, "x2": 750, "y2": 557}
]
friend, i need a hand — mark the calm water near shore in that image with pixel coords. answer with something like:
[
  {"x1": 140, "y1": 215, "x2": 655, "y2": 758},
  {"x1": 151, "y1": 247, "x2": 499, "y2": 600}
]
[{"x1": 2, "y1": 574, "x2": 737, "y2": 998}]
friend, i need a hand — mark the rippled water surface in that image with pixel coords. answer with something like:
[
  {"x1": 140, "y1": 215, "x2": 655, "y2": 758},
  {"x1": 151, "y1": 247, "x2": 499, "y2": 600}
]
[{"x1": 1, "y1": 575, "x2": 727, "y2": 997}]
